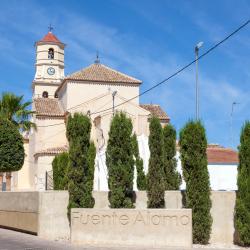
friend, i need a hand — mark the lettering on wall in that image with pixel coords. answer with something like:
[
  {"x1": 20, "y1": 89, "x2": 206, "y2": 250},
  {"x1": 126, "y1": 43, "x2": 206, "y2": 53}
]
[{"x1": 72, "y1": 211, "x2": 190, "y2": 227}]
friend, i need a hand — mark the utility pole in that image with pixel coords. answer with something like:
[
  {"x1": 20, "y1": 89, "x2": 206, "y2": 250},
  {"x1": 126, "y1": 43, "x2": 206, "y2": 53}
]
[
  {"x1": 230, "y1": 101, "x2": 239, "y2": 148},
  {"x1": 112, "y1": 91, "x2": 117, "y2": 116},
  {"x1": 195, "y1": 41, "x2": 204, "y2": 120}
]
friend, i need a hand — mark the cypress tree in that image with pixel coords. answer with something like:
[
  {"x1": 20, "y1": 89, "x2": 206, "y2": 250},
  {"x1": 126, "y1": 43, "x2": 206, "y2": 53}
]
[
  {"x1": 179, "y1": 120, "x2": 212, "y2": 244},
  {"x1": 147, "y1": 117, "x2": 165, "y2": 208},
  {"x1": 235, "y1": 121, "x2": 250, "y2": 246},
  {"x1": 106, "y1": 112, "x2": 134, "y2": 208},
  {"x1": 131, "y1": 133, "x2": 147, "y2": 190},
  {"x1": 0, "y1": 119, "x2": 24, "y2": 172},
  {"x1": 52, "y1": 152, "x2": 69, "y2": 190},
  {"x1": 163, "y1": 124, "x2": 181, "y2": 190},
  {"x1": 66, "y1": 113, "x2": 95, "y2": 218}
]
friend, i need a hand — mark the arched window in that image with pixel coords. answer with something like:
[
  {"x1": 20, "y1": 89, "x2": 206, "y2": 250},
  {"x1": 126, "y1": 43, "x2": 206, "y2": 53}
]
[
  {"x1": 42, "y1": 91, "x2": 48, "y2": 98},
  {"x1": 48, "y1": 48, "x2": 54, "y2": 59}
]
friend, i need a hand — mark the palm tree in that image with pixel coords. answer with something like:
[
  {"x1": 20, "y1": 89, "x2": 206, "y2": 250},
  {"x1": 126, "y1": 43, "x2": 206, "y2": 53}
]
[{"x1": 0, "y1": 92, "x2": 36, "y2": 131}]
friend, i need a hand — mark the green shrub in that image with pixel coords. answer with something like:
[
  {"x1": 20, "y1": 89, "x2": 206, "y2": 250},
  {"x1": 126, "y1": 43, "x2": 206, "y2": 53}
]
[
  {"x1": 163, "y1": 124, "x2": 181, "y2": 190},
  {"x1": 52, "y1": 152, "x2": 69, "y2": 190},
  {"x1": 66, "y1": 113, "x2": 95, "y2": 218},
  {"x1": 147, "y1": 117, "x2": 165, "y2": 208},
  {"x1": 106, "y1": 112, "x2": 134, "y2": 208},
  {"x1": 132, "y1": 134, "x2": 147, "y2": 190},
  {"x1": 0, "y1": 119, "x2": 24, "y2": 172},
  {"x1": 235, "y1": 121, "x2": 250, "y2": 246},
  {"x1": 179, "y1": 120, "x2": 212, "y2": 244}
]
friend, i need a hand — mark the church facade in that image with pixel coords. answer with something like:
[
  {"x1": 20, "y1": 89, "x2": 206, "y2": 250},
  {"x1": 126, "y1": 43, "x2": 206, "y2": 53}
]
[{"x1": 11, "y1": 31, "x2": 169, "y2": 191}]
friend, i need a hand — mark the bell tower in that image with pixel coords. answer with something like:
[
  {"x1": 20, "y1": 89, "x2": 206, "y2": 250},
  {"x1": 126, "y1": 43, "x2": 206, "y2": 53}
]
[{"x1": 33, "y1": 27, "x2": 65, "y2": 98}]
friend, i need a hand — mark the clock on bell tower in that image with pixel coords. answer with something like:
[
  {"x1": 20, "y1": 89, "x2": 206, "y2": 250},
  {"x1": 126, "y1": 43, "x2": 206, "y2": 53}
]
[{"x1": 32, "y1": 27, "x2": 65, "y2": 98}]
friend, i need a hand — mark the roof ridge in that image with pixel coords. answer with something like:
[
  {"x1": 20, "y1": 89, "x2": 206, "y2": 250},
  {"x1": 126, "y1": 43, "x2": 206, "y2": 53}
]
[
  {"x1": 65, "y1": 63, "x2": 142, "y2": 83},
  {"x1": 140, "y1": 104, "x2": 160, "y2": 106},
  {"x1": 99, "y1": 63, "x2": 141, "y2": 82}
]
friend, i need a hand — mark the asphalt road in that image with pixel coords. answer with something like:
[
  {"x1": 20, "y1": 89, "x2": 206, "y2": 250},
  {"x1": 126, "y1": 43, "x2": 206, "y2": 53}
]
[{"x1": 0, "y1": 228, "x2": 246, "y2": 250}]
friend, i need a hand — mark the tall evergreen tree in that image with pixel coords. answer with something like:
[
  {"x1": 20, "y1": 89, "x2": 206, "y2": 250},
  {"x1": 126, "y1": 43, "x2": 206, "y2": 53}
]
[
  {"x1": 52, "y1": 152, "x2": 69, "y2": 190},
  {"x1": 132, "y1": 133, "x2": 147, "y2": 190},
  {"x1": 147, "y1": 117, "x2": 165, "y2": 208},
  {"x1": 0, "y1": 119, "x2": 24, "y2": 172},
  {"x1": 66, "y1": 113, "x2": 95, "y2": 218},
  {"x1": 235, "y1": 121, "x2": 250, "y2": 246},
  {"x1": 163, "y1": 124, "x2": 181, "y2": 190},
  {"x1": 106, "y1": 112, "x2": 134, "y2": 208},
  {"x1": 179, "y1": 120, "x2": 212, "y2": 244}
]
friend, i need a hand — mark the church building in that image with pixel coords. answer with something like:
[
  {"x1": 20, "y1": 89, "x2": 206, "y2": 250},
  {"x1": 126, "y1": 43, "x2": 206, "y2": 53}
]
[
  {"x1": 10, "y1": 30, "x2": 239, "y2": 192},
  {"x1": 11, "y1": 30, "x2": 169, "y2": 191}
]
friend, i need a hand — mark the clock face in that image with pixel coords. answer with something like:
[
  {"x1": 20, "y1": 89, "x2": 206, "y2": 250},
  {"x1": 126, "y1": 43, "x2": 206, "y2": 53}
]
[{"x1": 47, "y1": 67, "x2": 55, "y2": 75}]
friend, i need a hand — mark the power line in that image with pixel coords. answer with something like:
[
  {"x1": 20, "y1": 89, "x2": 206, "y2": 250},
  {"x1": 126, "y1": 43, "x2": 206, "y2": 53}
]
[
  {"x1": 90, "y1": 19, "x2": 250, "y2": 116},
  {"x1": 35, "y1": 19, "x2": 250, "y2": 128}
]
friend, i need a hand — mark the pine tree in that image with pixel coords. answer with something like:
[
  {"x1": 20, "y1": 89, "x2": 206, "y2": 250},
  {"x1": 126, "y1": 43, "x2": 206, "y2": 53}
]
[
  {"x1": 179, "y1": 120, "x2": 212, "y2": 244},
  {"x1": 147, "y1": 117, "x2": 165, "y2": 208},
  {"x1": 131, "y1": 134, "x2": 147, "y2": 190},
  {"x1": 66, "y1": 113, "x2": 95, "y2": 218},
  {"x1": 106, "y1": 112, "x2": 134, "y2": 208},
  {"x1": 163, "y1": 124, "x2": 181, "y2": 190},
  {"x1": 235, "y1": 121, "x2": 250, "y2": 246},
  {"x1": 52, "y1": 152, "x2": 69, "y2": 190}
]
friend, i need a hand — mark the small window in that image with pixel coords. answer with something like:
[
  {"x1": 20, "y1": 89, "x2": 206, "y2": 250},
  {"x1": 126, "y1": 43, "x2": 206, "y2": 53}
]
[
  {"x1": 54, "y1": 92, "x2": 58, "y2": 98},
  {"x1": 48, "y1": 48, "x2": 54, "y2": 59},
  {"x1": 42, "y1": 91, "x2": 48, "y2": 98}
]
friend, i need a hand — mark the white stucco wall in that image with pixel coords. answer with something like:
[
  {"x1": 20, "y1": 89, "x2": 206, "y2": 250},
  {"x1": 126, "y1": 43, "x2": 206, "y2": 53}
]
[
  {"x1": 33, "y1": 84, "x2": 60, "y2": 98},
  {"x1": 59, "y1": 81, "x2": 140, "y2": 111},
  {"x1": 34, "y1": 118, "x2": 67, "y2": 153},
  {"x1": 12, "y1": 140, "x2": 31, "y2": 191},
  {"x1": 94, "y1": 136, "x2": 238, "y2": 191}
]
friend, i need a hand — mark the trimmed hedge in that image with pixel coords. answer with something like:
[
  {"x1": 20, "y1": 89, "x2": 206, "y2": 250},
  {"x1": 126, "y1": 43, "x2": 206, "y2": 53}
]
[
  {"x1": 0, "y1": 119, "x2": 24, "y2": 172},
  {"x1": 235, "y1": 121, "x2": 250, "y2": 246},
  {"x1": 147, "y1": 117, "x2": 165, "y2": 208},
  {"x1": 163, "y1": 124, "x2": 181, "y2": 190},
  {"x1": 52, "y1": 152, "x2": 69, "y2": 190},
  {"x1": 179, "y1": 120, "x2": 212, "y2": 244},
  {"x1": 106, "y1": 112, "x2": 134, "y2": 208}
]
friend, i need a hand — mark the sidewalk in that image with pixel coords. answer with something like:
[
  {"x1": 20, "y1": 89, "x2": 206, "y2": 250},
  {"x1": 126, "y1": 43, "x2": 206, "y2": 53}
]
[{"x1": 0, "y1": 228, "x2": 248, "y2": 250}]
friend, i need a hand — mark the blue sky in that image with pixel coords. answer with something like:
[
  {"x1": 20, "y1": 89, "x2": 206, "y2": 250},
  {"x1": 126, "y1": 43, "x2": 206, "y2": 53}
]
[{"x1": 0, "y1": 0, "x2": 249, "y2": 149}]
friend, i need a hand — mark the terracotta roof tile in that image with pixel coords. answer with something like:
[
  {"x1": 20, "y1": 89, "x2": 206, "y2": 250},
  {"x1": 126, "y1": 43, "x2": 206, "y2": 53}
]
[
  {"x1": 34, "y1": 98, "x2": 64, "y2": 117},
  {"x1": 66, "y1": 63, "x2": 142, "y2": 84},
  {"x1": 140, "y1": 104, "x2": 170, "y2": 121},
  {"x1": 40, "y1": 32, "x2": 61, "y2": 43},
  {"x1": 207, "y1": 145, "x2": 238, "y2": 164},
  {"x1": 34, "y1": 145, "x2": 68, "y2": 157}
]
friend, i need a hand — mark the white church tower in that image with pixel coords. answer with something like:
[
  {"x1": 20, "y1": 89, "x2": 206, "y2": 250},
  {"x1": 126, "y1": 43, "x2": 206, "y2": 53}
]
[{"x1": 32, "y1": 27, "x2": 65, "y2": 98}]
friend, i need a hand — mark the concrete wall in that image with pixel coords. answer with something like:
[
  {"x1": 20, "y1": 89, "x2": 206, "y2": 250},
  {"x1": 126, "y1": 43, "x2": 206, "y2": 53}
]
[
  {"x1": 0, "y1": 190, "x2": 237, "y2": 246},
  {"x1": 0, "y1": 191, "x2": 70, "y2": 241},
  {"x1": 71, "y1": 208, "x2": 192, "y2": 248},
  {"x1": 210, "y1": 191, "x2": 236, "y2": 245},
  {"x1": 93, "y1": 191, "x2": 236, "y2": 246}
]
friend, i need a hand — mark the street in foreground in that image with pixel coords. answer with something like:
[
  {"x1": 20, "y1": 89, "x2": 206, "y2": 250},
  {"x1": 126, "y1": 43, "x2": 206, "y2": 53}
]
[{"x1": 0, "y1": 228, "x2": 248, "y2": 250}]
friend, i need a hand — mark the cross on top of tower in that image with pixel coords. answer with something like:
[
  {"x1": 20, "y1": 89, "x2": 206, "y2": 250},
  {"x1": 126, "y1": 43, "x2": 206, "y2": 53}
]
[
  {"x1": 94, "y1": 51, "x2": 100, "y2": 64},
  {"x1": 48, "y1": 24, "x2": 53, "y2": 33}
]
